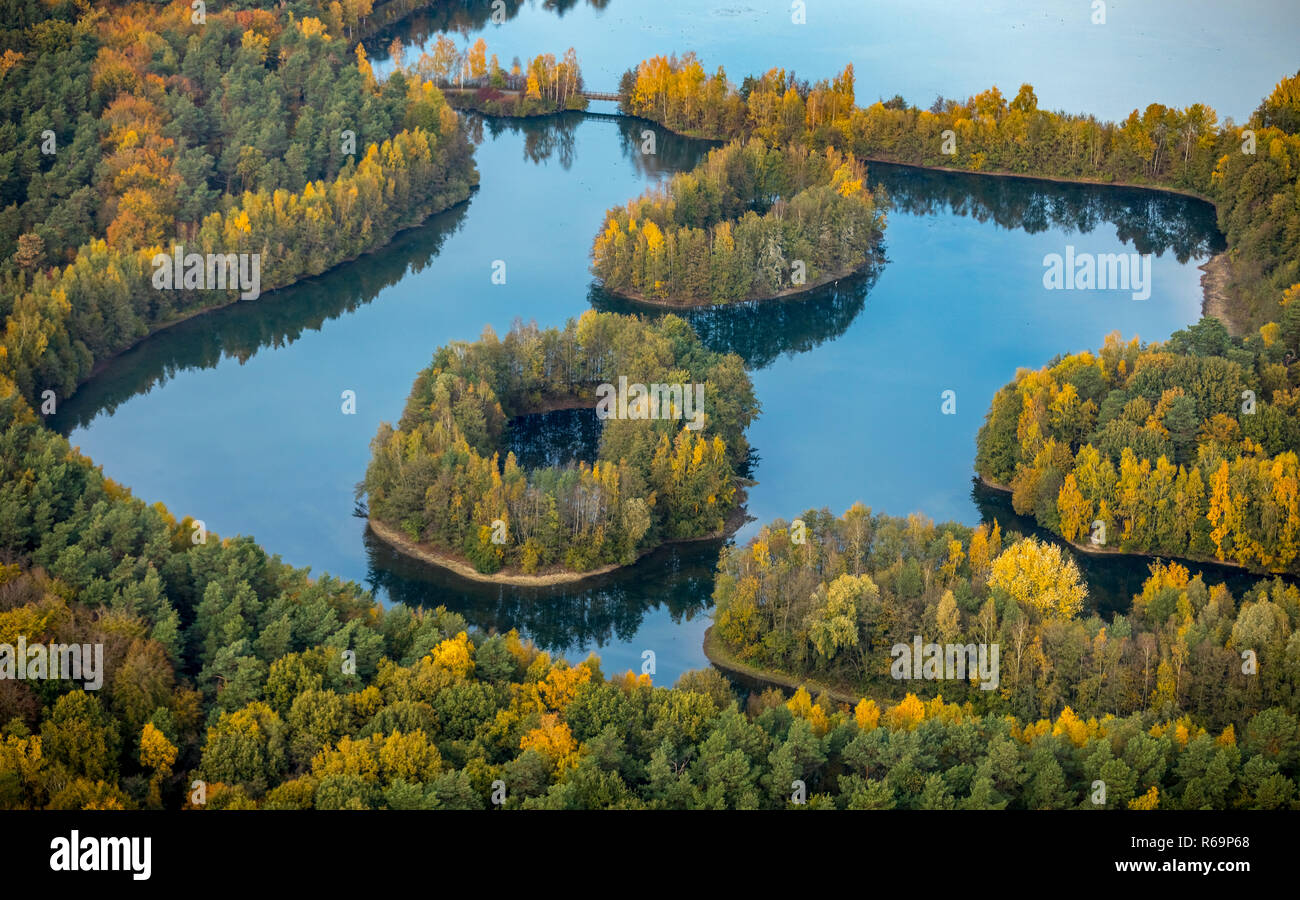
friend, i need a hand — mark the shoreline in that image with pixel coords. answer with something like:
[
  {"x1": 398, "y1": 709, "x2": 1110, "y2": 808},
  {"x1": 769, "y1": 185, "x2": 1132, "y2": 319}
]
[
  {"x1": 703, "y1": 625, "x2": 863, "y2": 707},
  {"x1": 1199, "y1": 252, "x2": 1240, "y2": 335},
  {"x1": 976, "y1": 474, "x2": 1265, "y2": 576},
  {"x1": 368, "y1": 518, "x2": 634, "y2": 585},
  {"x1": 601, "y1": 255, "x2": 883, "y2": 309},
  {"x1": 622, "y1": 115, "x2": 1218, "y2": 205},
  {"x1": 368, "y1": 489, "x2": 749, "y2": 586},
  {"x1": 72, "y1": 186, "x2": 478, "y2": 394},
  {"x1": 858, "y1": 155, "x2": 1217, "y2": 204}
]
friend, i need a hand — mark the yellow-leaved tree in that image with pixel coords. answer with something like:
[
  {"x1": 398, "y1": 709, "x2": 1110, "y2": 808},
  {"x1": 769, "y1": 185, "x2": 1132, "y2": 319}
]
[
  {"x1": 988, "y1": 537, "x2": 1086, "y2": 619},
  {"x1": 1056, "y1": 472, "x2": 1092, "y2": 543},
  {"x1": 884, "y1": 693, "x2": 925, "y2": 731},
  {"x1": 140, "y1": 723, "x2": 177, "y2": 772},
  {"x1": 1128, "y1": 786, "x2": 1160, "y2": 810},
  {"x1": 520, "y1": 713, "x2": 578, "y2": 771},
  {"x1": 430, "y1": 631, "x2": 475, "y2": 679},
  {"x1": 853, "y1": 698, "x2": 880, "y2": 731},
  {"x1": 786, "y1": 686, "x2": 832, "y2": 735}
]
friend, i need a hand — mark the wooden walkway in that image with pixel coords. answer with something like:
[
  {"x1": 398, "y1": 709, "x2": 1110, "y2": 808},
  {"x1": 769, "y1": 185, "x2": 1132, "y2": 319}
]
[{"x1": 581, "y1": 90, "x2": 620, "y2": 102}]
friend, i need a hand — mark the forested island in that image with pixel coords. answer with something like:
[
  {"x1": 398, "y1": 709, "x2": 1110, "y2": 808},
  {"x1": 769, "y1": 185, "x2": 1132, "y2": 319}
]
[
  {"x1": 591, "y1": 139, "x2": 885, "y2": 304},
  {"x1": 361, "y1": 311, "x2": 758, "y2": 581}
]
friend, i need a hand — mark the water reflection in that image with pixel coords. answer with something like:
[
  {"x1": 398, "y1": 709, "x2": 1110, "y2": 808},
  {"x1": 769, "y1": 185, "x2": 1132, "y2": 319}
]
[
  {"x1": 465, "y1": 113, "x2": 581, "y2": 168},
  {"x1": 465, "y1": 111, "x2": 708, "y2": 175},
  {"x1": 503, "y1": 406, "x2": 603, "y2": 469},
  {"x1": 364, "y1": 525, "x2": 720, "y2": 658},
  {"x1": 611, "y1": 114, "x2": 717, "y2": 177},
  {"x1": 870, "y1": 161, "x2": 1225, "y2": 261},
  {"x1": 365, "y1": 0, "x2": 615, "y2": 62},
  {"x1": 591, "y1": 268, "x2": 879, "y2": 370},
  {"x1": 49, "y1": 202, "x2": 472, "y2": 436}
]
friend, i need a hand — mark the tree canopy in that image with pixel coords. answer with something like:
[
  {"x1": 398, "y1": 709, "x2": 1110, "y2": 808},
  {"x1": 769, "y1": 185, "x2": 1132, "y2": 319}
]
[
  {"x1": 362, "y1": 311, "x2": 759, "y2": 575},
  {"x1": 592, "y1": 138, "x2": 885, "y2": 304}
]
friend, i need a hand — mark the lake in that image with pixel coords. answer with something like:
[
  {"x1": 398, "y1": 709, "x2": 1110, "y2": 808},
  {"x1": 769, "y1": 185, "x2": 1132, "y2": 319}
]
[{"x1": 54, "y1": 0, "x2": 1285, "y2": 686}]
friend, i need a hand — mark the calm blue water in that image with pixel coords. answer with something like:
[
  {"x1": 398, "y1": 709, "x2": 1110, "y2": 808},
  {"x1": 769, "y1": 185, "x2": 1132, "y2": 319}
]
[
  {"x1": 374, "y1": 0, "x2": 1300, "y2": 123},
  {"x1": 53, "y1": 0, "x2": 1268, "y2": 684}
]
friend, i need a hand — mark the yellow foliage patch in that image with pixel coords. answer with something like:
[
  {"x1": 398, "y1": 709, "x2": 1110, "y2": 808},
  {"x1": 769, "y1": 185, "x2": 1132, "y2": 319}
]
[{"x1": 429, "y1": 631, "x2": 475, "y2": 679}]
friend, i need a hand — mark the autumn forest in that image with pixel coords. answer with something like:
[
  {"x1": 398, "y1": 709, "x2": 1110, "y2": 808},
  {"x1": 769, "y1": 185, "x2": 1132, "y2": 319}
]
[{"x1": 1, "y1": 0, "x2": 1299, "y2": 836}]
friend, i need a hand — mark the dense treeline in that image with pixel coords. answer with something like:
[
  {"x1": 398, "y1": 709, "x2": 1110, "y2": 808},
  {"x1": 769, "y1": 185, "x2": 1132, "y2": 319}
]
[
  {"x1": 976, "y1": 317, "x2": 1300, "y2": 573},
  {"x1": 224, "y1": 1, "x2": 455, "y2": 43},
  {"x1": 0, "y1": 2, "x2": 477, "y2": 403},
  {"x1": 619, "y1": 54, "x2": 1300, "y2": 327},
  {"x1": 363, "y1": 311, "x2": 758, "y2": 575},
  {"x1": 592, "y1": 139, "x2": 884, "y2": 304},
  {"x1": 1208, "y1": 73, "x2": 1300, "y2": 325},
  {"x1": 620, "y1": 52, "x2": 1219, "y2": 187},
  {"x1": 712, "y1": 505, "x2": 1300, "y2": 737},
  {"x1": 617, "y1": 54, "x2": 748, "y2": 142},
  {"x1": 0, "y1": 371, "x2": 385, "y2": 808},
  {"x1": 414, "y1": 35, "x2": 587, "y2": 114},
  {"x1": 3, "y1": 414, "x2": 1296, "y2": 812},
  {"x1": 7, "y1": 124, "x2": 473, "y2": 402},
  {"x1": 5, "y1": 539, "x2": 1297, "y2": 810}
]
